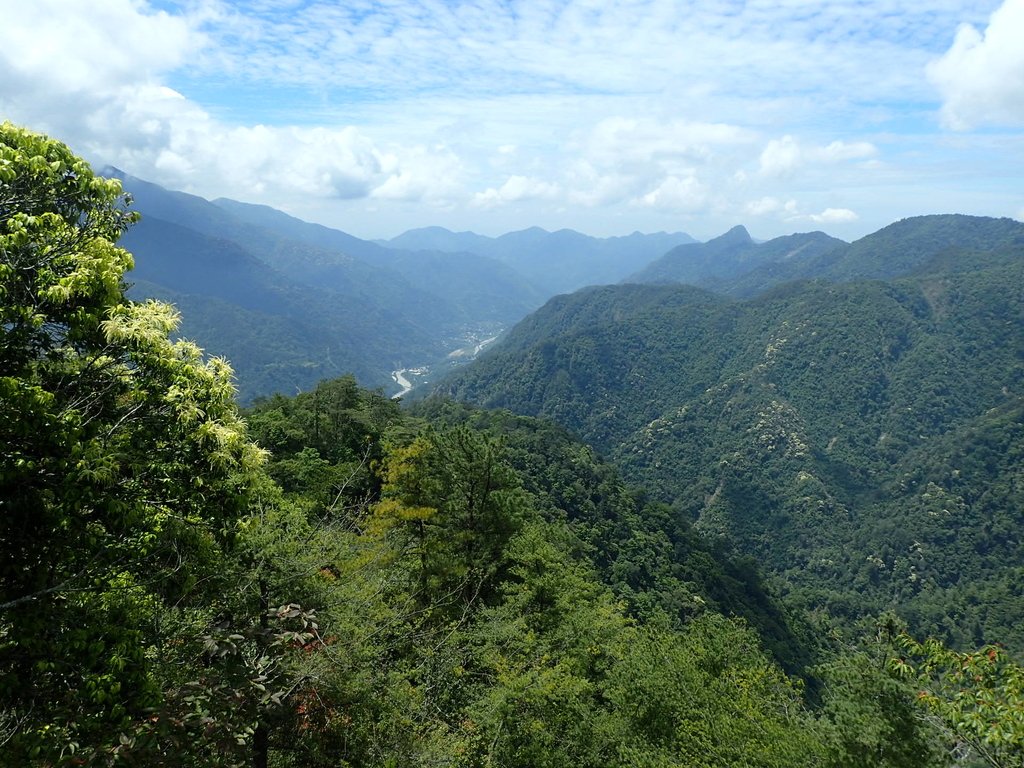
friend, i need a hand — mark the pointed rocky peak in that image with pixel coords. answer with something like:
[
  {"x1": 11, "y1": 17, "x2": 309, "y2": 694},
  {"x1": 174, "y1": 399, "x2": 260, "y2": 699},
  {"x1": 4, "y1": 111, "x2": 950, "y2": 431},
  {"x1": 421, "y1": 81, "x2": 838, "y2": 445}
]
[{"x1": 711, "y1": 225, "x2": 753, "y2": 246}]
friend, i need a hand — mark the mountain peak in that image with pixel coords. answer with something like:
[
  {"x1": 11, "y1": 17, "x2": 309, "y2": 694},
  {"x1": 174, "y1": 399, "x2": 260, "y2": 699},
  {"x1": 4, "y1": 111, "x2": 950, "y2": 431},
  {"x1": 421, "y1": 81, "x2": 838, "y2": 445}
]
[{"x1": 712, "y1": 225, "x2": 753, "y2": 245}]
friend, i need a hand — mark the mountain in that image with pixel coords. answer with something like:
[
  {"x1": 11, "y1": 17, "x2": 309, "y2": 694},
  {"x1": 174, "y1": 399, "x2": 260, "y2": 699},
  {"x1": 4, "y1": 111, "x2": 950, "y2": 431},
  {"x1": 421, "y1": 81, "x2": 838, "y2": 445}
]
[
  {"x1": 431, "y1": 217, "x2": 1024, "y2": 650},
  {"x1": 627, "y1": 226, "x2": 846, "y2": 290},
  {"x1": 111, "y1": 171, "x2": 545, "y2": 401},
  {"x1": 721, "y1": 214, "x2": 1024, "y2": 297},
  {"x1": 380, "y1": 225, "x2": 698, "y2": 295},
  {"x1": 381, "y1": 225, "x2": 497, "y2": 254},
  {"x1": 213, "y1": 197, "x2": 545, "y2": 326},
  {"x1": 120, "y1": 216, "x2": 442, "y2": 401},
  {"x1": 628, "y1": 215, "x2": 1024, "y2": 300}
]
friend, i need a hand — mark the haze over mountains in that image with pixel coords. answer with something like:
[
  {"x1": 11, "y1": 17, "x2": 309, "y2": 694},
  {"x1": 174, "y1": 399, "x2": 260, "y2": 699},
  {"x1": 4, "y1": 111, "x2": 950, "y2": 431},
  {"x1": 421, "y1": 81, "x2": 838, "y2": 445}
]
[
  {"x1": 114, "y1": 170, "x2": 700, "y2": 401},
  {"x1": 380, "y1": 226, "x2": 698, "y2": 296}
]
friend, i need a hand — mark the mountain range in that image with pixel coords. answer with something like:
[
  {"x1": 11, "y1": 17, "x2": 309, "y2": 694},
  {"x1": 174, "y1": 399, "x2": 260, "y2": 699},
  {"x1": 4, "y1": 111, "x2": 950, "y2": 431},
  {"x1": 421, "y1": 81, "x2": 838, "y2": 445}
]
[
  {"x1": 109, "y1": 169, "x2": 1024, "y2": 652},
  {"x1": 113, "y1": 170, "x2": 701, "y2": 401},
  {"x1": 379, "y1": 225, "x2": 697, "y2": 296}
]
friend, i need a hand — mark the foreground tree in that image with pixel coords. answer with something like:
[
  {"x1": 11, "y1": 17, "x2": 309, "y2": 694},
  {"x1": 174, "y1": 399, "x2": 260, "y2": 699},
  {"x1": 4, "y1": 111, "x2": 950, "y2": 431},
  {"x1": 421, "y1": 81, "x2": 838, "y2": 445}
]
[
  {"x1": 893, "y1": 633, "x2": 1024, "y2": 768},
  {"x1": 0, "y1": 124, "x2": 266, "y2": 762}
]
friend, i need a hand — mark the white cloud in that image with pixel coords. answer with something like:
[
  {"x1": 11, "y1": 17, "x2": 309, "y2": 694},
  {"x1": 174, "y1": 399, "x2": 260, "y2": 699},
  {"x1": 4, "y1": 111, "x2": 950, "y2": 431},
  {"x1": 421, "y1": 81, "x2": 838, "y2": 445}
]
[
  {"x1": 635, "y1": 175, "x2": 707, "y2": 213},
  {"x1": 746, "y1": 196, "x2": 799, "y2": 216},
  {"x1": 0, "y1": 0, "x2": 1015, "y2": 241},
  {"x1": 0, "y1": 1, "x2": 470, "y2": 209},
  {"x1": 759, "y1": 135, "x2": 877, "y2": 177},
  {"x1": 0, "y1": 0, "x2": 200, "y2": 94},
  {"x1": 580, "y1": 117, "x2": 752, "y2": 172},
  {"x1": 759, "y1": 136, "x2": 804, "y2": 177},
  {"x1": 472, "y1": 175, "x2": 561, "y2": 209},
  {"x1": 372, "y1": 145, "x2": 464, "y2": 203},
  {"x1": 809, "y1": 208, "x2": 859, "y2": 224},
  {"x1": 558, "y1": 117, "x2": 752, "y2": 213},
  {"x1": 564, "y1": 161, "x2": 641, "y2": 208},
  {"x1": 929, "y1": 0, "x2": 1024, "y2": 129}
]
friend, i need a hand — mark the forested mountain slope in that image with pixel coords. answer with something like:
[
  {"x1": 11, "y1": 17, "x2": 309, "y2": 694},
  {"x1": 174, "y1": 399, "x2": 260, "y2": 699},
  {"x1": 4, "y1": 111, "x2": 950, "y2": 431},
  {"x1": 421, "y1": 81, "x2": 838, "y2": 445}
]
[
  {"x1": 435, "y1": 234, "x2": 1024, "y2": 650},
  {"x1": 112, "y1": 172, "x2": 542, "y2": 400},
  {"x1": 720, "y1": 214, "x2": 1024, "y2": 297},
  {"x1": 626, "y1": 214, "x2": 1024, "y2": 300},
  {"x1": 213, "y1": 197, "x2": 545, "y2": 324},
  {"x1": 120, "y1": 216, "x2": 442, "y2": 400}
]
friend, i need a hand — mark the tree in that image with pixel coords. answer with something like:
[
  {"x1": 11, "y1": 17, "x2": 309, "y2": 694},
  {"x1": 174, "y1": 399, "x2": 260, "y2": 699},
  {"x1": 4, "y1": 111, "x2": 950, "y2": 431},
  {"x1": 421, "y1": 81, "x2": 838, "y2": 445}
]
[
  {"x1": 370, "y1": 426, "x2": 525, "y2": 612},
  {"x1": 893, "y1": 633, "x2": 1024, "y2": 768},
  {"x1": 0, "y1": 123, "x2": 265, "y2": 763}
]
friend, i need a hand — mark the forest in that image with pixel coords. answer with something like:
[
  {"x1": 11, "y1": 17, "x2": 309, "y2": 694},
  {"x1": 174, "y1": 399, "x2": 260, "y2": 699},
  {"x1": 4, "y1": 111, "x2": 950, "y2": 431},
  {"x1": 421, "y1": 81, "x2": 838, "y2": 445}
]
[{"x1": 2, "y1": 124, "x2": 1023, "y2": 767}]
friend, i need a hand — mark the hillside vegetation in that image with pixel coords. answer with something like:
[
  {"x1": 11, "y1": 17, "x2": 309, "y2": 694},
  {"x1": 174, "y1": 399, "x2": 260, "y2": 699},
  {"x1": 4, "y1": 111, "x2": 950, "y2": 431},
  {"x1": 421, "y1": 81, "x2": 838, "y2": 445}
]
[{"x1": 437, "y1": 217, "x2": 1024, "y2": 651}]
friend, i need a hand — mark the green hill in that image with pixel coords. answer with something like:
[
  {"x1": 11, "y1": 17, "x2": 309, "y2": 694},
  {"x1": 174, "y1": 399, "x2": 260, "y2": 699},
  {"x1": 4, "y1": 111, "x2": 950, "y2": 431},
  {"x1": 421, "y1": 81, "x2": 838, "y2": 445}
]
[{"x1": 433, "y1": 219, "x2": 1024, "y2": 650}]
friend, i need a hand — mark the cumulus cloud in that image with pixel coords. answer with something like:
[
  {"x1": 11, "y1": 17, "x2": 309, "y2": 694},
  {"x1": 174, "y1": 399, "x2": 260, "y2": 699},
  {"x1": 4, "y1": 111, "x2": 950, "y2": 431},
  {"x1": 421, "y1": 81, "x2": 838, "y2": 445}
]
[
  {"x1": 564, "y1": 161, "x2": 642, "y2": 208},
  {"x1": 472, "y1": 175, "x2": 561, "y2": 208},
  {"x1": 745, "y1": 196, "x2": 798, "y2": 216},
  {"x1": 0, "y1": 0, "x2": 200, "y2": 94},
  {"x1": 742, "y1": 198, "x2": 856, "y2": 225},
  {"x1": 0, "y1": 0, "x2": 1011, "y2": 239},
  {"x1": 809, "y1": 208, "x2": 859, "y2": 224},
  {"x1": 929, "y1": 0, "x2": 1024, "y2": 129},
  {"x1": 635, "y1": 175, "x2": 707, "y2": 213},
  {"x1": 372, "y1": 145, "x2": 464, "y2": 203},
  {"x1": 0, "y1": 0, "x2": 469, "y2": 209},
  {"x1": 759, "y1": 135, "x2": 877, "y2": 177},
  {"x1": 558, "y1": 117, "x2": 752, "y2": 212}
]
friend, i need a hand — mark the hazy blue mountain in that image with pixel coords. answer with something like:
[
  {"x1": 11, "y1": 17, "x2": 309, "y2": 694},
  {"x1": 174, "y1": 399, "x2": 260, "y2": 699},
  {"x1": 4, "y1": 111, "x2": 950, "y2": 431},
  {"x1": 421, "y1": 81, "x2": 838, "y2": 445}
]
[
  {"x1": 112, "y1": 171, "x2": 452, "y2": 331},
  {"x1": 212, "y1": 197, "x2": 393, "y2": 261},
  {"x1": 120, "y1": 216, "x2": 444, "y2": 401},
  {"x1": 111, "y1": 171, "x2": 547, "y2": 400},
  {"x1": 430, "y1": 219, "x2": 1024, "y2": 650},
  {"x1": 628, "y1": 226, "x2": 846, "y2": 289},
  {"x1": 381, "y1": 226, "x2": 497, "y2": 254},
  {"x1": 380, "y1": 225, "x2": 697, "y2": 295},
  {"x1": 213, "y1": 198, "x2": 545, "y2": 324}
]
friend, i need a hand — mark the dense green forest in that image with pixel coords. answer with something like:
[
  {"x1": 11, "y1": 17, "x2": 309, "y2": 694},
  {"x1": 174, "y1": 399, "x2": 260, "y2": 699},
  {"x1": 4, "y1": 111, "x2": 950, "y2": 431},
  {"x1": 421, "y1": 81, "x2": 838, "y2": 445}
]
[
  {"x1": 437, "y1": 228, "x2": 1024, "y2": 653},
  {"x1": 3, "y1": 125, "x2": 1024, "y2": 766}
]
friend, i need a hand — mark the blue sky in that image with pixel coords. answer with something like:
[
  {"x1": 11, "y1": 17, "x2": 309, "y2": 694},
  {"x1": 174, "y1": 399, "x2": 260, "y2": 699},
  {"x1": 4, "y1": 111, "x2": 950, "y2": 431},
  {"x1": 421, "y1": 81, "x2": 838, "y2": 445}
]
[{"x1": 2, "y1": 0, "x2": 1022, "y2": 241}]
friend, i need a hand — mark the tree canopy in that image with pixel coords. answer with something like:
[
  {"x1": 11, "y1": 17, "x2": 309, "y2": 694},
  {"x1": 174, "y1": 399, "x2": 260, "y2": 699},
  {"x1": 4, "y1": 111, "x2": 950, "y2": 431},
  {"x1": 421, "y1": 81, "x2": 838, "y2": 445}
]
[{"x1": 0, "y1": 122, "x2": 266, "y2": 762}]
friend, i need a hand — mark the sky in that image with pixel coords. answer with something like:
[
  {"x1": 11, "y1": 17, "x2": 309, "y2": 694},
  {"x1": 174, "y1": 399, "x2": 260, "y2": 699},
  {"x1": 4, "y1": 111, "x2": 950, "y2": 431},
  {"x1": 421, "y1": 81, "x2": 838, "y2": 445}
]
[{"x1": 1, "y1": 0, "x2": 1023, "y2": 242}]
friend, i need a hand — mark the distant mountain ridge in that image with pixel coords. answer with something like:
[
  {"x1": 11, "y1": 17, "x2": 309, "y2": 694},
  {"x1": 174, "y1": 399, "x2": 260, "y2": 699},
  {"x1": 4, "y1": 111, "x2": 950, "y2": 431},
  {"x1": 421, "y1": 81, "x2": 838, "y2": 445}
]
[
  {"x1": 213, "y1": 197, "x2": 545, "y2": 326},
  {"x1": 107, "y1": 169, "x2": 702, "y2": 401},
  {"x1": 624, "y1": 214, "x2": 1024, "y2": 299},
  {"x1": 627, "y1": 225, "x2": 847, "y2": 292},
  {"x1": 109, "y1": 170, "x2": 546, "y2": 400},
  {"x1": 380, "y1": 225, "x2": 698, "y2": 295},
  {"x1": 722, "y1": 214, "x2": 1024, "y2": 296}
]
